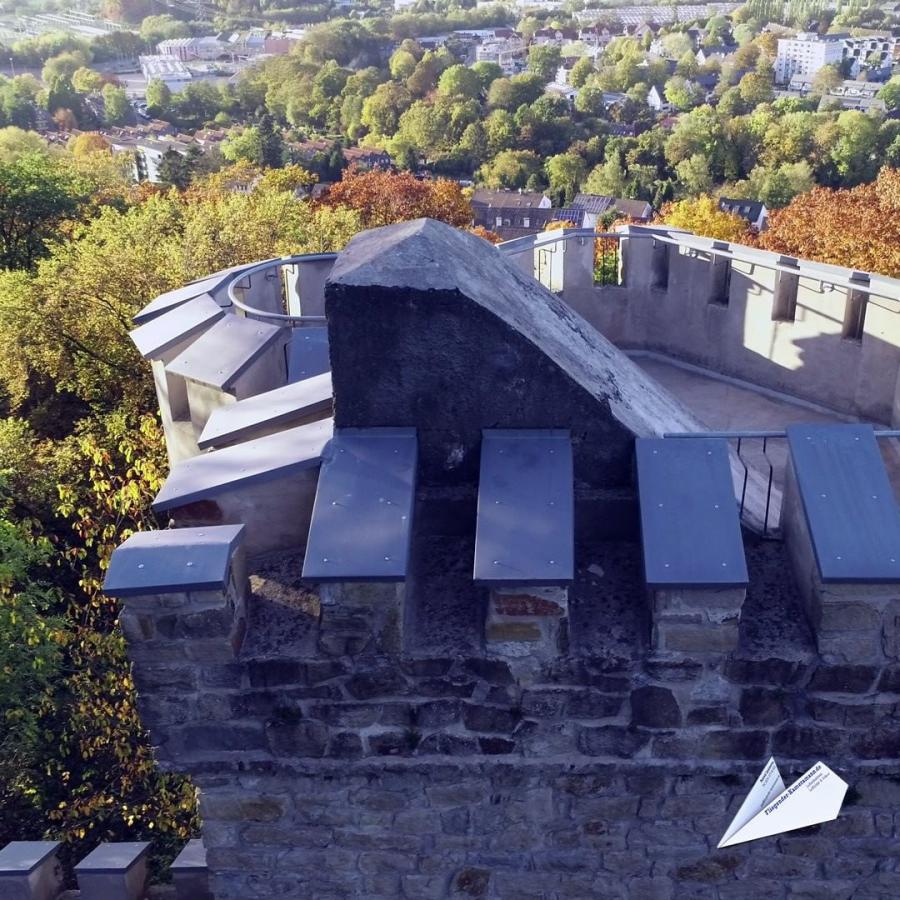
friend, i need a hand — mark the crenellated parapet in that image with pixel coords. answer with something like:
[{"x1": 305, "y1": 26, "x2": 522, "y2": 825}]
[{"x1": 98, "y1": 219, "x2": 900, "y2": 900}]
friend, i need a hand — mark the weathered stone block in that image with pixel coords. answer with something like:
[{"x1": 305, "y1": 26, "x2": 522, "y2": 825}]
[
  {"x1": 630, "y1": 686, "x2": 681, "y2": 728},
  {"x1": 318, "y1": 581, "x2": 406, "y2": 656}
]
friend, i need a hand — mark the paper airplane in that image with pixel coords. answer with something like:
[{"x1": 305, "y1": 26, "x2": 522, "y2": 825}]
[{"x1": 718, "y1": 758, "x2": 848, "y2": 848}]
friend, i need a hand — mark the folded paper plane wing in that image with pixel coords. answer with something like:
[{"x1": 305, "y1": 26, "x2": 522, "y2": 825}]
[{"x1": 718, "y1": 760, "x2": 847, "y2": 848}]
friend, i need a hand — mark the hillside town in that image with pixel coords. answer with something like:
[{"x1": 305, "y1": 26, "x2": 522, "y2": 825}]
[{"x1": 0, "y1": 0, "x2": 897, "y2": 235}]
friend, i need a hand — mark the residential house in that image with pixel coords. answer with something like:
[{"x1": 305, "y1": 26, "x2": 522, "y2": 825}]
[
  {"x1": 647, "y1": 84, "x2": 667, "y2": 111},
  {"x1": 571, "y1": 193, "x2": 653, "y2": 226},
  {"x1": 471, "y1": 189, "x2": 553, "y2": 239},
  {"x1": 719, "y1": 197, "x2": 768, "y2": 231}
]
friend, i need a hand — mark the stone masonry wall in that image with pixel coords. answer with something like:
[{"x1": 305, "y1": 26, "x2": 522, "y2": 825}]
[{"x1": 121, "y1": 542, "x2": 900, "y2": 900}]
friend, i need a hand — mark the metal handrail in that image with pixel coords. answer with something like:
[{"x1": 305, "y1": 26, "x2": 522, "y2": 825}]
[
  {"x1": 226, "y1": 252, "x2": 338, "y2": 325},
  {"x1": 498, "y1": 228, "x2": 900, "y2": 302}
]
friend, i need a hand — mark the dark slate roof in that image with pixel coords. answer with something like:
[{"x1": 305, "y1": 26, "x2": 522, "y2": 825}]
[
  {"x1": 572, "y1": 193, "x2": 617, "y2": 215},
  {"x1": 102, "y1": 525, "x2": 245, "y2": 597},
  {"x1": 471, "y1": 189, "x2": 549, "y2": 209},
  {"x1": 719, "y1": 197, "x2": 766, "y2": 222}
]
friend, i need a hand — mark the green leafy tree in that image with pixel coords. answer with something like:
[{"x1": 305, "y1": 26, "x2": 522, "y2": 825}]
[
  {"x1": 101, "y1": 84, "x2": 130, "y2": 125},
  {"x1": 877, "y1": 76, "x2": 900, "y2": 112},
  {"x1": 139, "y1": 14, "x2": 189, "y2": 48},
  {"x1": 257, "y1": 114, "x2": 284, "y2": 169},
  {"x1": 478, "y1": 149, "x2": 543, "y2": 189},
  {"x1": 0, "y1": 152, "x2": 91, "y2": 270},
  {"x1": 437, "y1": 64, "x2": 482, "y2": 100},
  {"x1": 546, "y1": 152, "x2": 587, "y2": 204},
  {"x1": 584, "y1": 154, "x2": 627, "y2": 196},
  {"x1": 145, "y1": 79, "x2": 172, "y2": 118},
  {"x1": 528, "y1": 44, "x2": 562, "y2": 82},
  {"x1": 570, "y1": 57, "x2": 595, "y2": 89}
]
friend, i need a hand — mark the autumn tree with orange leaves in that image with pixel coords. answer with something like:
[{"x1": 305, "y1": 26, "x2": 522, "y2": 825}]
[
  {"x1": 320, "y1": 167, "x2": 471, "y2": 229},
  {"x1": 759, "y1": 167, "x2": 900, "y2": 278}
]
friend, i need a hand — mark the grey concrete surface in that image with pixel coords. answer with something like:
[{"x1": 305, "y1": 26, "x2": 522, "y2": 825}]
[{"x1": 634, "y1": 354, "x2": 900, "y2": 503}]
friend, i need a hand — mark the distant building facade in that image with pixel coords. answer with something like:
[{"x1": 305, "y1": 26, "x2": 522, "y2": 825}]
[{"x1": 775, "y1": 32, "x2": 846, "y2": 84}]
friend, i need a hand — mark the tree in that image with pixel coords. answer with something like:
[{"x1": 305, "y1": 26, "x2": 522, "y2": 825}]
[
  {"x1": 437, "y1": 65, "x2": 481, "y2": 100},
  {"x1": 528, "y1": 44, "x2": 562, "y2": 83},
  {"x1": 664, "y1": 75, "x2": 702, "y2": 111},
  {"x1": 759, "y1": 167, "x2": 900, "y2": 277},
  {"x1": 570, "y1": 57, "x2": 595, "y2": 89},
  {"x1": 738, "y1": 70, "x2": 774, "y2": 106},
  {"x1": 257, "y1": 114, "x2": 284, "y2": 169},
  {"x1": 658, "y1": 194, "x2": 751, "y2": 241},
  {"x1": 0, "y1": 152, "x2": 91, "y2": 270},
  {"x1": 471, "y1": 61, "x2": 503, "y2": 92},
  {"x1": 139, "y1": 14, "x2": 189, "y2": 47},
  {"x1": 321, "y1": 168, "x2": 471, "y2": 228},
  {"x1": 674, "y1": 153, "x2": 713, "y2": 196},
  {"x1": 145, "y1": 79, "x2": 171, "y2": 118},
  {"x1": 546, "y1": 152, "x2": 587, "y2": 204},
  {"x1": 878, "y1": 77, "x2": 900, "y2": 113},
  {"x1": 41, "y1": 51, "x2": 89, "y2": 85},
  {"x1": 102, "y1": 83, "x2": 130, "y2": 125},
  {"x1": 584, "y1": 154, "x2": 627, "y2": 197},
  {"x1": 478, "y1": 149, "x2": 543, "y2": 189},
  {"x1": 0, "y1": 128, "x2": 46, "y2": 163},
  {"x1": 389, "y1": 49, "x2": 418, "y2": 81},
  {"x1": 361, "y1": 83, "x2": 411, "y2": 137},
  {"x1": 68, "y1": 132, "x2": 111, "y2": 156},
  {"x1": 811, "y1": 64, "x2": 843, "y2": 96},
  {"x1": 487, "y1": 73, "x2": 545, "y2": 111},
  {"x1": 71, "y1": 67, "x2": 105, "y2": 94}
]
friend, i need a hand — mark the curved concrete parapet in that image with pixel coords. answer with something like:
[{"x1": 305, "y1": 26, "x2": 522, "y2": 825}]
[{"x1": 153, "y1": 418, "x2": 334, "y2": 556}]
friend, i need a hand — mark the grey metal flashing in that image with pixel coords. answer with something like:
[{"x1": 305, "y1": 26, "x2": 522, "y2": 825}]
[
  {"x1": 287, "y1": 326, "x2": 330, "y2": 382},
  {"x1": 474, "y1": 429, "x2": 574, "y2": 585},
  {"x1": 154, "y1": 418, "x2": 334, "y2": 512},
  {"x1": 165, "y1": 316, "x2": 285, "y2": 390},
  {"x1": 198, "y1": 372, "x2": 333, "y2": 450},
  {"x1": 636, "y1": 438, "x2": 749, "y2": 588},
  {"x1": 0, "y1": 841, "x2": 61, "y2": 876},
  {"x1": 171, "y1": 840, "x2": 207, "y2": 874},
  {"x1": 133, "y1": 269, "x2": 237, "y2": 325},
  {"x1": 787, "y1": 424, "x2": 900, "y2": 583},
  {"x1": 74, "y1": 843, "x2": 151, "y2": 875},
  {"x1": 102, "y1": 524, "x2": 246, "y2": 598},
  {"x1": 302, "y1": 428, "x2": 418, "y2": 582},
  {"x1": 129, "y1": 294, "x2": 225, "y2": 359}
]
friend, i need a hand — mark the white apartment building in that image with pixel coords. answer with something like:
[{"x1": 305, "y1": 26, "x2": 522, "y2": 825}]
[{"x1": 774, "y1": 32, "x2": 846, "y2": 84}]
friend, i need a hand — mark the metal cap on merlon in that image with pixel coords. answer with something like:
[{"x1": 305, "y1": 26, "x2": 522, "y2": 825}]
[
  {"x1": 0, "y1": 841, "x2": 61, "y2": 876},
  {"x1": 74, "y1": 842, "x2": 151, "y2": 875},
  {"x1": 102, "y1": 525, "x2": 246, "y2": 598}
]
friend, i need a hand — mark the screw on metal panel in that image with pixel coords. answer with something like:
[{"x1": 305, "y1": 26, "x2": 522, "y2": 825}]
[
  {"x1": 384, "y1": 556, "x2": 391, "y2": 561},
  {"x1": 658, "y1": 503, "x2": 664, "y2": 508},
  {"x1": 323, "y1": 557, "x2": 329, "y2": 562},
  {"x1": 721, "y1": 562, "x2": 727, "y2": 567},
  {"x1": 495, "y1": 500, "x2": 501, "y2": 504},
  {"x1": 493, "y1": 560, "x2": 500, "y2": 565},
  {"x1": 137, "y1": 564, "x2": 145, "y2": 569},
  {"x1": 873, "y1": 496, "x2": 878, "y2": 500},
  {"x1": 714, "y1": 504, "x2": 720, "y2": 509},
  {"x1": 549, "y1": 500, "x2": 555, "y2": 506},
  {"x1": 821, "y1": 493, "x2": 827, "y2": 498},
  {"x1": 186, "y1": 562, "x2": 194, "y2": 567},
  {"x1": 664, "y1": 563, "x2": 670, "y2": 568},
  {"x1": 549, "y1": 560, "x2": 556, "y2": 565},
  {"x1": 836, "y1": 556, "x2": 842, "y2": 560}
]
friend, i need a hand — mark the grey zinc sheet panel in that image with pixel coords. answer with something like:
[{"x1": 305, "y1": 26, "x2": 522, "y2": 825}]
[
  {"x1": 171, "y1": 839, "x2": 207, "y2": 874},
  {"x1": 0, "y1": 841, "x2": 60, "y2": 875},
  {"x1": 287, "y1": 327, "x2": 331, "y2": 382},
  {"x1": 302, "y1": 428, "x2": 417, "y2": 581},
  {"x1": 165, "y1": 316, "x2": 284, "y2": 390},
  {"x1": 133, "y1": 271, "x2": 233, "y2": 324},
  {"x1": 474, "y1": 430, "x2": 574, "y2": 585},
  {"x1": 198, "y1": 372, "x2": 333, "y2": 449},
  {"x1": 636, "y1": 438, "x2": 748, "y2": 588},
  {"x1": 787, "y1": 424, "x2": 900, "y2": 583},
  {"x1": 129, "y1": 294, "x2": 225, "y2": 359},
  {"x1": 102, "y1": 524, "x2": 245, "y2": 598},
  {"x1": 75, "y1": 842, "x2": 150, "y2": 874},
  {"x1": 154, "y1": 418, "x2": 334, "y2": 512}
]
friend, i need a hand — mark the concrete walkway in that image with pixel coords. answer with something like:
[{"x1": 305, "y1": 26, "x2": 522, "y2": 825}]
[{"x1": 633, "y1": 353, "x2": 900, "y2": 503}]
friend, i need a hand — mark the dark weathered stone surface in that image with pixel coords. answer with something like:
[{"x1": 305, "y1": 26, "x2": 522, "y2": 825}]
[{"x1": 325, "y1": 218, "x2": 701, "y2": 487}]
